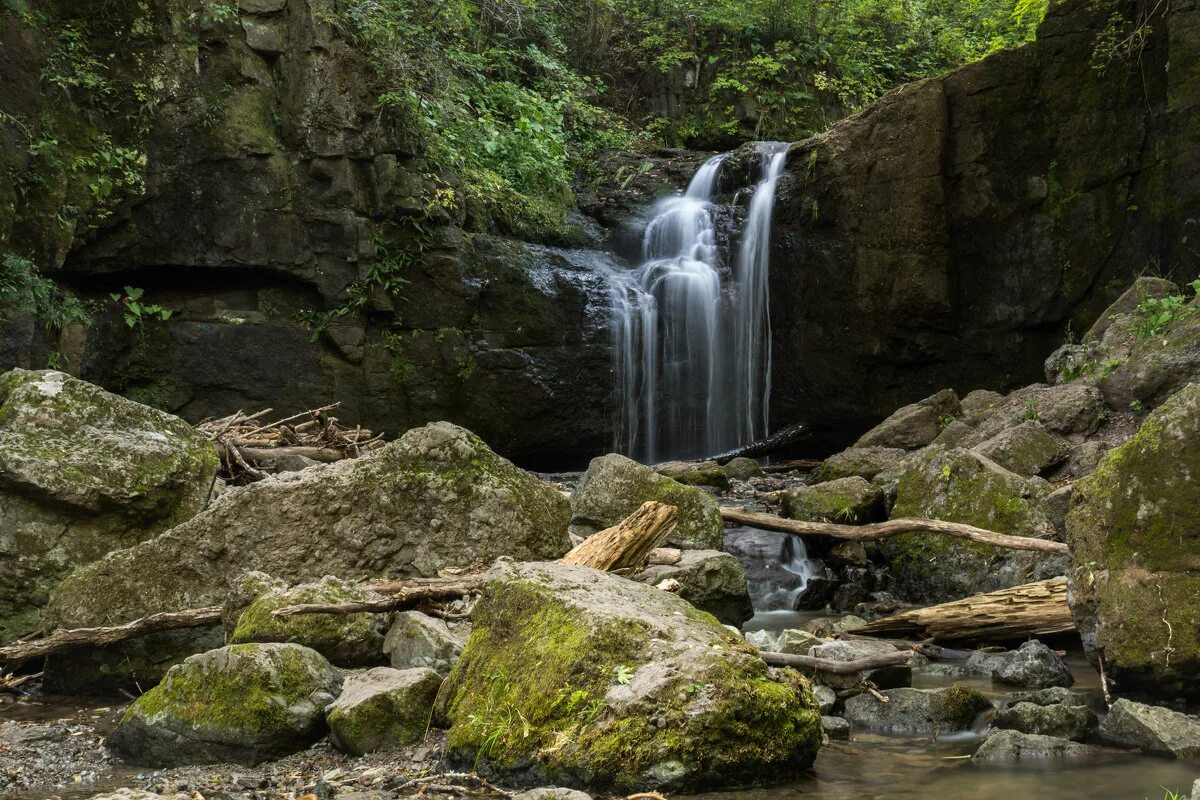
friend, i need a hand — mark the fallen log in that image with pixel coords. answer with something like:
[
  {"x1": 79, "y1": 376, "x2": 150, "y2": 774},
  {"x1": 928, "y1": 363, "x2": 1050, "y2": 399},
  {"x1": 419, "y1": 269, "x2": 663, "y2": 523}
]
[
  {"x1": 0, "y1": 607, "x2": 223, "y2": 666},
  {"x1": 760, "y1": 648, "x2": 913, "y2": 674},
  {"x1": 707, "y1": 422, "x2": 810, "y2": 465},
  {"x1": 561, "y1": 501, "x2": 678, "y2": 572},
  {"x1": 230, "y1": 445, "x2": 344, "y2": 463},
  {"x1": 762, "y1": 459, "x2": 821, "y2": 474},
  {"x1": 274, "y1": 575, "x2": 485, "y2": 619},
  {"x1": 852, "y1": 577, "x2": 1073, "y2": 642},
  {"x1": 720, "y1": 507, "x2": 1069, "y2": 556}
]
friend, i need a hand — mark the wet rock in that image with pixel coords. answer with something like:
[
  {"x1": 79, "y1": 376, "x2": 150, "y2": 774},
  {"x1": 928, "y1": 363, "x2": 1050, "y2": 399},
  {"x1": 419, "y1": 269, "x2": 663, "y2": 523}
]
[
  {"x1": 971, "y1": 421, "x2": 1065, "y2": 477},
  {"x1": 782, "y1": 477, "x2": 884, "y2": 524},
  {"x1": 326, "y1": 667, "x2": 443, "y2": 755},
  {"x1": 45, "y1": 422, "x2": 569, "y2": 692},
  {"x1": 570, "y1": 454, "x2": 723, "y2": 550},
  {"x1": 513, "y1": 790, "x2": 593, "y2": 800},
  {"x1": 814, "y1": 447, "x2": 907, "y2": 483},
  {"x1": 231, "y1": 576, "x2": 386, "y2": 667},
  {"x1": 0, "y1": 369, "x2": 217, "y2": 640},
  {"x1": 965, "y1": 640, "x2": 1074, "y2": 689},
  {"x1": 723, "y1": 457, "x2": 763, "y2": 480},
  {"x1": 109, "y1": 643, "x2": 342, "y2": 766},
  {"x1": 792, "y1": 573, "x2": 838, "y2": 610},
  {"x1": 821, "y1": 716, "x2": 850, "y2": 740},
  {"x1": 800, "y1": 615, "x2": 867, "y2": 638},
  {"x1": 855, "y1": 389, "x2": 961, "y2": 450},
  {"x1": 633, "y1": 550, "x2": 753, "y2": 626},
  {"x1": 813, "y1": 685, "x2": 837, "y2": 714},
  {"x1": 653, "y1": 461, "x2": 730, "y2": 491},
  {"x1": 828, "y1": 541, "x2": 870, "y2": 566},
  {"x1": 436, "y1": 560, "x2": 822, "y2": 792},
  {"x1": 971, "y1": 730, "x2": 1102, "y2": 764},
  {"x1": 384, "y1": 611, "x2": 469, "y2": 675},
  {"x1": 1098, "y1": 699, "x2": 1200, "y2": 758},
  {"x1": 1044, "y1": 485, "x2": 1073, "y2": 537},
  {"x1": 808, "y1": 640, "x2": 911, "y2": 690},
  {"x1": 993, "y1": 697, "x2": 1098, "y2": 741},
  {"x1": 843, "y1": 686, "x2": 992, "y2": 734},
  {"x1": 1067, "y1": 385, "x2": 1200, "y2": 700},
  {"x1": 878, "y1": 447, "x2": 1062, "y2": 603}
]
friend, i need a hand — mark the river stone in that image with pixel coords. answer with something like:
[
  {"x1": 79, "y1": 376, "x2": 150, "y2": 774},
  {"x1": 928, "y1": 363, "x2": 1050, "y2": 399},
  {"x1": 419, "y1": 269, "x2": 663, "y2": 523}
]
[
  {"x1": 777, "y1": 629, "x2": 827, "y2": 656},
  {"x1": 971, "y1": 729, "x2": 1102, "y2": 765},
  {"x1": 231, "y1": 576, "x2": 386, "y2": 667},
  {"x1": 855, "y1": 389, "x2": 961, "y2": 450},
  {"x1": 633, "y1": 550, "x2": 753, "y2": 626},
  {"x1": 1098, "y1": 699, "x2": 1200, "y2": 758},
  {"x1": 1067, "y1": 385, "x2": 1200, "y2": 700},
  {"x1": 513, "y1": 790, "x2": 593, "y2": 800},
  {"x1": 993, "y1": 699, "x2": 1098, "y2": 741},
  {"x1": 384, "y1": 611, "x2": 469, "y2": 675},
  {"x1": 971, "y1": 421, "x2": 1065, "y2": 477},
  {"x1": 877, "y1": 447, "x2": 1061, "y2": 603},
  {"x1": 723, "y1": 457, "x2": 762, "y2": 480},
  {"x1": 782, "y1": 477, "x2": 884, "y2": 525},
  {"x1": 44, "y1": 422, "x2": 570, "y2": 692},
  {"x1": 821, "y1": 715, "x2": 850, "y2": 740},
  {"x1": 842, "y1": 686, "x2": 992, "y2": 734},
  {"x1": 965, "y1": 640, "x2": 1074, "y2": 689},
  {"x1": 807, "y1": 639, "x2": 911, "y2": 690},
  {"x1": 570, "y1": 454, "x2": 723, "y2": 550},
  {"x1": 0, "y1": 369, "x2": 218, "y2": 640},
  {"x1": 814, "y1": 447, "x2": 907, "y2": 483},
  {"x1": 813, "y1": 685, "x2": 837, "y2": 714},
  {"x1": 326, "y1": 667, "x2": 442, "y2": 755},
  {"x1": 436, "y1": 560, "x2": 822, "y2": 792},
  {"x1": 109, "y1": 643, "x2": 342, "y2": 766},
  {"x1": 653, "y1": 461, "x2": 730, "y2": 490}
]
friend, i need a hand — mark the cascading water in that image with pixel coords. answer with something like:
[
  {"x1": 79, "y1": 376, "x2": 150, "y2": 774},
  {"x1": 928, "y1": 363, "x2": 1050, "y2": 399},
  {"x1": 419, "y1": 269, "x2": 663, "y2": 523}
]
[{"x1": 609, "y1": 142, "x2": 788, "y2": 463}]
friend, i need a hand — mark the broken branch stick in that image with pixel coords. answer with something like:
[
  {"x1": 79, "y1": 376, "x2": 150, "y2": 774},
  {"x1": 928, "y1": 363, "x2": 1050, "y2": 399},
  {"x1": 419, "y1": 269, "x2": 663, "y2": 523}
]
[
  {"x1": 273, "y1": 576, "x2": 485, "y2": 619},
  {"x1": 760, "y1": 648, "x2": 913, "y2": 674},
  {"x1": 721, "y1": 507, "x2": 1068, "y2": 556},
  {"x1": 0, "y1": 607, "x2": 223, "y2": 666},
  {"x1": 561, "y1": 501, "x2": 678, "y2": 572}
]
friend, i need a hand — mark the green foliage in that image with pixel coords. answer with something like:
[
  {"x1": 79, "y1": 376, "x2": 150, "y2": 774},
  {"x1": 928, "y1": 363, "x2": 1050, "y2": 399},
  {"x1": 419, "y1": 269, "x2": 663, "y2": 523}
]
[
  {"x1": 0, "y1": 253, "x2": 90, "y2": 329},
  {"x1": 1133, "y1": 281, "x2": 1200, "y2": 338},
  {"x1": 1019, "y1": 398, "x2": 1039, "y2": 422},
  {"x1": 110, "y1": 286, "x2": 172, "y2": 333}
]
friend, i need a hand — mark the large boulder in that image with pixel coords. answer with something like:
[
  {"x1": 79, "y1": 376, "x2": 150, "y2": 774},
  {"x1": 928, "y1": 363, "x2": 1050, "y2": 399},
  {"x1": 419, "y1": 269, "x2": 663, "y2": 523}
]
[
  {"x1": 0, "y1": 370, "x2": 217, "y2": 640},
  {"x1": 971, "y1": 730, "x2": 1102, "y2": 765},
  {"x1": 436, "y1": 560, "x2": 822, "y2": 792},
  {"x1": 1067, "y1": 386, "x2": 1200, "y2": 700},
  {"x1": 781, "y1": 477, "x2": 884, "y2": 524},
  {"x1": 993, "y1": 692, "x2": 1098, "y2": 741},
  {"x1": 44, "y1": 422, "x2": 570, "y2": 691},
  {"x1": 813, "y1": 447, "x2": 907, "y2": 483},
  {"x1": 384, "y1": 611, "x2": 469, "y2": 675},
  {"x1": 570, "y1": 454, "x2": 723, "y2": 550},
  {"x1": 108, "y1": 643, "x2": 342, "y2": 766},
  {"x1": 970, "y1": 421, "x2": 1065, "y2": 477},
  {"x1": 632, "y1": 550, "x2": 753, "y2": 626},
  {"x1": 653, "y1": 461, "x2": 730, "y2": 491},
  {"x1": 231, "y1": 576, "x2": 386, "y2": 667},
  {"x1": 326, "y1": 667, "x2": 443, "y2": 756},
  {"x1": 876, "y1": 447, "x2": 1062, "y2": 602},
  {"x1": 854, "y1": 389, "x2": 961, "y2": 450},
  {"x1": 960, "y1": 384, "x2": 1106, "y2": 448},
  {"x1": 842, "y1": 686, "x2": 992, "y2": 734},
  {"x1": 964, "y1": 640, "x2": 1074, "y2": 689},
  {"x1": 1098, "y1": 699, "x2": 1200, "y2": 758}
]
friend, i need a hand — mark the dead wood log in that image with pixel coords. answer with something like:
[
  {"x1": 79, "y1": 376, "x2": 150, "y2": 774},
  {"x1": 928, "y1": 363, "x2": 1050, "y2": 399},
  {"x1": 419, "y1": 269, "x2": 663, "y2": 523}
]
[
  {"x1": 561, "y1": 501, "x2": 678, "y2": 572},
  {"x1": 0, "y1": 607, "x2": 223, "y2": 666},
  {"x1": 720, "y1": 507, "x2": 1069, "y2": 556},
  {"x1": 760, "y1": 648, "x2": 913, "y2": 674},
  {"x1": 761, "y1": 459, "x2": 821, "y2": 474},
  {"x1": 852, "y1": 577, "x2": 1073, "y2": 642},
  {"x1": 707, "y1": 422, "x2": 810, "y2": 464},
  {"x1": 232, "y1": 445, "x2": 344, "y2": 463},
  {"x1": 274, "y1": 575, "x2": 486, "y2": 619}
]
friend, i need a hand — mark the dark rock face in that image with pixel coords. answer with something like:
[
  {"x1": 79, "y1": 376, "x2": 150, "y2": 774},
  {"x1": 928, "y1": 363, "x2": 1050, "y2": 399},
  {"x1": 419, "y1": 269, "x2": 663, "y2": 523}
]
[{"x1": 769, "y1": 0, "x2": 1200, "y2": 448}]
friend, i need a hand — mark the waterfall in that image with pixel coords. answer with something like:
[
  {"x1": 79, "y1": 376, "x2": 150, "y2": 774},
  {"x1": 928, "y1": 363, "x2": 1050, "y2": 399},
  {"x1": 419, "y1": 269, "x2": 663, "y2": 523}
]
[{"x1": 609, "y1": 143, "x2": 788, "y2": 463}]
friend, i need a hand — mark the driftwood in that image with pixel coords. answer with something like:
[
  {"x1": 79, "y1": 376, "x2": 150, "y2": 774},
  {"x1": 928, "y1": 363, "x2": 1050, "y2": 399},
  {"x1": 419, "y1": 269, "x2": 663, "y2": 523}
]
[
  {"x1": 562, "y1": 502, "x2": 678, "y2": 572},
  {"x1": 853, "y1": 577, "x2": 1073, "y2": 641},
  {"x1": 760, "y1": 648, "x2": 913, "y2": 674},
  {"x1": 0, "y1": 607, "x2": 223, "y2": 666},
  {"x1": 762, "y1": 459, "x2": 821, "y2": 474},
  {"x1": 273, "y1": 576, "x2": 486, "y2": 619},
  {"x1": 720, "y1": 507, "x2": 1069, "y2": 556},
  {"x1": 707, "y1": 422, "x2": 810, "y2": 465}
]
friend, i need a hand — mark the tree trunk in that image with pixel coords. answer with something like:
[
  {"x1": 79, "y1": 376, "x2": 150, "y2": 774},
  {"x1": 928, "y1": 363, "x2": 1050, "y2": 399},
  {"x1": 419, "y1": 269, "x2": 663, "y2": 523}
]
[
  {"x1": 707, "y1": 422, "x2": 809, "y2": 464},
  {"x1": 561, "y1": 501, "x2": 678, "y2": 572},
  {"x1": 721, "y1": 507, "x2": 1069, "y2": 556}
]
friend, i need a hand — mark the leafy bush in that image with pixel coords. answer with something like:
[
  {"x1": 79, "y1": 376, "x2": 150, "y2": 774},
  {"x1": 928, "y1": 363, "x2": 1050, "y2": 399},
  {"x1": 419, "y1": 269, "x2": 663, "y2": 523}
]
[
  {"x1": 0, "y1": 253, "x2": 90, "y2": 329},
  {"x1": 1133, "y1": 280, "x2": 1200, "y2": 338}
]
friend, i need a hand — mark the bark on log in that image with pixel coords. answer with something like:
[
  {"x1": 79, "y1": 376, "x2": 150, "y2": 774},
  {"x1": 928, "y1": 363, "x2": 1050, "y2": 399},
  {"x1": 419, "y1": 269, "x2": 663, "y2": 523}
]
[
  {"x1": 760, "y1": 648, "x2": 913, "y2": 674},
  {"x1": 561, "y1": 501, "x2": 678, "y2": 572},
  {"x1": 852, "y1": 577, "x2": 1073, "y2": 642},
  {"x1": 274, "y1": 576, "x2": 485, "y2": 619},
  {"x1": 721, "y1": 507, "x2": 1069, "y2": 556},
  {"x1": 0, "y1": 607, "x2": 223, "y2": 666},
  {"x1": 231, "y1": 445, "x2": 344, "y2": 462},
  {"x1": 707, "y1": 422, "x2": 810, "y2": 464}
]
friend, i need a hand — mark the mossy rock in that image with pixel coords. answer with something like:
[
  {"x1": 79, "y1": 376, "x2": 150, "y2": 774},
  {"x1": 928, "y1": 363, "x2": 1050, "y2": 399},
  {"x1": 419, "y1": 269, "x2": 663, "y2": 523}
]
[
  {"x1": 878, "y1": 447, "x2": 1061, "y2": 602},
  {"x1": 231, "y1": 576, "x2": 386, "y2": 667},
  {"x1": 570, "y1": 454, "x2": 723, "y2": 550},
  {"x1": 842, "y1": 686, "x2": 993, "y2": 733},
  {"x1": 437, "y1": 560, "x2": 822, "y2": 792},
  {"x1": 959, "y1": 384, "x2": 1106, "y2": 448},
  {"x1": 384, "y1": 611, "x2": 469, "y2": 675},
  {"x1": 632, "y1": 550, "x2": 753, "y2": 626},
  {"x1": 1067, "y1": 384, "x2": 1200, "y2": 701},
  {"x1": 971, "y1": 420, "x2": 1066, "y2": 477},
  {"x1": 854, "y1": 389, "x2": 960, "y2": 450},
  {"x1": 326, "y1": 667, "x2": 443, "y2": 756},
  {"x1": 109, "y1": 643, "x2": 342, "y2": 766},
  {"x1": 654, "y1": 461, "x2": 730, "y2": 491},
  {"x1": 813, "y1": 447, "x2": 906, "y2": 483},
  {"x1": 781, "y1": 477, "x2": 884, "y2": 524},
  {"x1": 723, "y1": 458, "x2": 763, "y2": 481}
]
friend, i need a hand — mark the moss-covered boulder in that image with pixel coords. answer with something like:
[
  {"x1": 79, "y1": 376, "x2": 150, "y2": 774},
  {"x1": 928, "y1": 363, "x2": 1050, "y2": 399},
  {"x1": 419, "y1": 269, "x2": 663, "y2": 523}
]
[
  {"x1": 437, "y1": 560, "x2": 822, "y2": 792},
  {"x1": 231, "y1": 576, "x2": 386, "y2": 667},
  {"x1": 842, "y1": 686, "x2": 992, "y2": 734},
  {"x1": 44, "y1": 422, "x2": 570, "y2": 692},
  {"x1": 633, "y1": 550, "x2": 754, "y2": 626},
  {"x1": 653, "y1": 461, "x2": 730, "y2": 491},
  {"x1": 1067, "y1": 385, "x2": 1200, "y2": 701},
  {"x1": 0, "y1": 370, "x2": 217, "y2": 640},
  {"x1": 108, "y1": 643, "x2": 342, "y2": 766},
  {"x1": 877, "y1": 447, "x2": 1062, "y2": 602},
  {"x1": 782, "y1": 477, "x2": 884, "y2": 524},
  {"x1": 959, "y1": 389, "x2": 1005, "y2": 425},
  {"x1": 971, "y1": 421, "x2": 1066, "y2": 477},
  {"x1": 854, "y1": 389, "x2": 960, "y2": 450},
  {"x1": 570, "y1": 454, "x2": 722, "y2": 550},
  {"x1": 959, "y1": 384, "x2": 1106, "y2": 449},
  {"x1": 813, "y1": 447, "x2": 906, "y2": 483},
  {"x1": 326, "y1": 667, "x2": 442, "y2": 756},
  {"x1": 723, "y1": 458, "x2": 763, "y2": 481}
]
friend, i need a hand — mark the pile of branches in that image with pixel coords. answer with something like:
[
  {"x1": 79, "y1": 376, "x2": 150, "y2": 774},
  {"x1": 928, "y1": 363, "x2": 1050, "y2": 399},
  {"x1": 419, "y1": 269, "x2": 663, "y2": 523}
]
[{"x1": 198, "y1": 402, "x2": 386, "y2": 483}]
